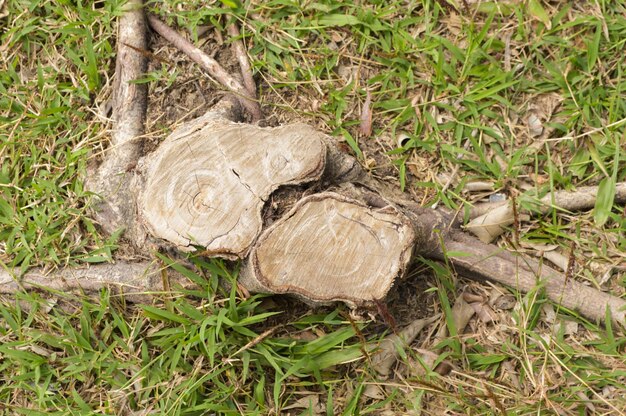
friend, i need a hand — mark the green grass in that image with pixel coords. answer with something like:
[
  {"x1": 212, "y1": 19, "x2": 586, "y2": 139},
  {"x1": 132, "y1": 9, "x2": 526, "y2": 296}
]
[
  {"x1": 0, "y1": 0, "x2": 124, "y2": 272},
  {"x1": 1, "y1": 0, "x2": 625, "y2": 414}
]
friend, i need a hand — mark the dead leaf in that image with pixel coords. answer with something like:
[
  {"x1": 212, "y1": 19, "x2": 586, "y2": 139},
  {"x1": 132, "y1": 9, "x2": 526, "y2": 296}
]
[
  {"x1": 412, "y1": 349, "x2": 454, "y2": 376},
  {"x1": 501, "y1": 360, "x2": 523, "y2": 392},
  {"x1": 433, "y1": 360, "x2": 453, "y2": 376},
  {"x1": 435, "y1": 294, "x2": 475, "y2": 342},
  {"x1": 462, "y1": 292, "x2": 484, "y2": 303},
  {"x1": 363, "y1": 384, "x2": 385, "y2": 400},
  {"x1": 576, "y1": 391, "x2": 596, "y2": 413},
  {"x1": 542, "y1": 303, "x2": 557, "y2": 324},
  {"x1": 558, "y1": 320, "x2": 579, "y2": 336},
  {"x1": 493, "y1": 295, "x2": 516, "y2": 311},
  {"x1": 450, "y1": 294, "x2": 475, "y2": 334},
  {"x1": 542, "y1": 304, "x2": 579, "y2": 335},
  {"x1": 542, "y1": 250, "x2": 569, "y2": 271},
  {"x1": 526, "y1": 93, "x2": 564, "y2": 146},
  {"x1": 283, "y1": 394, "x2": 324, "y2": 414},
  {"x1": 337, "y1": 64, "x2": 356, "y2": 83},
  {"x1": 370, "y1": 314, "x2": 440, "y2": 377},
  {"x1": 470, "y1": 302, "x2": 498, "y2": 323},
  {"x1": 465, "y1": 203, "x2": 514, "y2": 243},
  {"x1": 527, "y1": 113, "x2": 543, "y2": 137},
  {"x1": 359, "y1": 89, "x2": 373, "y2": 137},
  {"x1": 288, "y1": 330, "x2": 318, "y2": 342}
]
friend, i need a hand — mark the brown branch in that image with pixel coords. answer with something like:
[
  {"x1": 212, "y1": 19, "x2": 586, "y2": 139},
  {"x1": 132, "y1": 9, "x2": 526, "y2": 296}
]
[
  {"x1": 147, "y1": 14, "x2": 262, "y2": 121},
  {"x1": 430, "y1": 230, "x2": 626, "y2": 327},
  {"x1": 0, "y1": 262, "x2": 193, "y2": 303},
  {"x1": 227, "y1": 23, "x2": 257, "y2": 102},
  {"x1": 86, "y1": 0, "x2": 148, "y2": 246}
]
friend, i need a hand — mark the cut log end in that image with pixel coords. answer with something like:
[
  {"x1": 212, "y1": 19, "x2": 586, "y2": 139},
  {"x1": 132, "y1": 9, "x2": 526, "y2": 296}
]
[
  {"x1": 139, "y1": 112, "x2": 327, "y2": 258},
  {"x1": 241, "y1": 192, "x2": 416, "y2": 306}
]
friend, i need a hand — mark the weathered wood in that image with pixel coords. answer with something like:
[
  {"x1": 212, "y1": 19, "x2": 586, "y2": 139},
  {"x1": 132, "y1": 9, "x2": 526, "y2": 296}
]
[
  {"x1": 139, "y1": 112, "x2": 326, "y2": 258},
  {"x1": 86, "y1": 0, "x2": 148, "y2": 246},
  {"x1": 431, "y1": 230, "x2": 626, "y2": 325},
  {"x1": 241, "y1": 192, "x2": 416, "y2": 306},
  {"x1": 0, "y1": 262, "x2": 190, "y2": 303}
]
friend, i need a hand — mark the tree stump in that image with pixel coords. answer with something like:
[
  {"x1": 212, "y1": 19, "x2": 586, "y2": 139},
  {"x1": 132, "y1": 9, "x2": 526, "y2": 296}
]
[
  {"x1": 241, "y1": 192, "x2": 416, "y2": 306},
  {"x1": 5, "y1": 4, "x2": 624, "y2": 330},
  {"x1": 139, "y1": 111, "x2": 326, "y2": 258},
  {"x1": 130, "y1": 109, "x2": 626, "y2": 325}
]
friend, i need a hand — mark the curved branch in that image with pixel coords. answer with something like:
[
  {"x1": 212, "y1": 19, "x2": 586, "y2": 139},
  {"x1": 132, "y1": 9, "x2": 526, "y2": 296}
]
[{"x1": 227, "y1": 23, "x2": 257, "y2": 101}]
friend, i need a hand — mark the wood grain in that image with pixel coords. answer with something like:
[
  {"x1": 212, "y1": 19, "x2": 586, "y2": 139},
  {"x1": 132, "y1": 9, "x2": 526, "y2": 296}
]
[
  {"x1": 140, "y1": 113, "x2": 326, "y2": 257},
  {"x1": 242, "y1": 192, "x2": 416, "y2": 305}
]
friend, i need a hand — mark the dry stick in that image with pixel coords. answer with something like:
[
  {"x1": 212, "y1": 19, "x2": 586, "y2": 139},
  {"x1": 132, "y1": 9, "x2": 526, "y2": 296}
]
[
  {"x1": 227, "y1": 23, "x2": 257, "y2": 101},
  {"x1": 431, "y1": 230, "x2": 626, "y2": 327},
  {"x1": 467, "y1": 182, "x2": 626, "y2": 243},
  {"x1": 147, "y1": 15, "x2": 262, "y2": 121},
  {"x1": 470, "y1": 182, "x2": 626, "y2": 219},
  {"x1": 535, "y1": 182, "x2": 626, "y2": 213}
]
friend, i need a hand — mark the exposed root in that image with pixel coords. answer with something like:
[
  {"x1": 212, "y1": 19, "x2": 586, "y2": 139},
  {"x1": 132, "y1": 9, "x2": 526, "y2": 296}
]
[
  {"x1": 86, "y1": 0, "x2": 148, "y2": 247},
  {"x1": 0, "y1": 262, "x2": 192, "y2": 303},
  {"x1": 227, "y1": 23, "x2": 258, "y2": 105},
  {"x1": 430, "y1": 230, "x2": 626, "y2": 328}
]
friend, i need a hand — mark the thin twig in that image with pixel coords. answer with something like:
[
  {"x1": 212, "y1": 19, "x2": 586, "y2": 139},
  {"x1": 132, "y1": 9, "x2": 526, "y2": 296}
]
[
  {"x1": 227, "y1": 23, "x2": 257, "y2": 101},
  {"x1": 147, "y1": 14, "x2": 262, "y2": 121}
]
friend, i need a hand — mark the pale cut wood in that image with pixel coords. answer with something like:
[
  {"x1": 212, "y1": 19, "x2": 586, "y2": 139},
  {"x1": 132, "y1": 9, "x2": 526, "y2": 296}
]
[
  {"x1": 139, "y1": 112, "x2": 326, "y2": 258},
  {"x1": 241, "y1": 192, "x2": 416, "y2": 306}
]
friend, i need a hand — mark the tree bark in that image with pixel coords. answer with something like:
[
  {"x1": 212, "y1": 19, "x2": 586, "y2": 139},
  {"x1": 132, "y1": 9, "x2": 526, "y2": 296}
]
[
  {"x1": 86, "y1": 0, "x2": 148, "y2": 246},
  {"x1": 0, "y1": 262, "x2": 190, "y2": 303}
]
